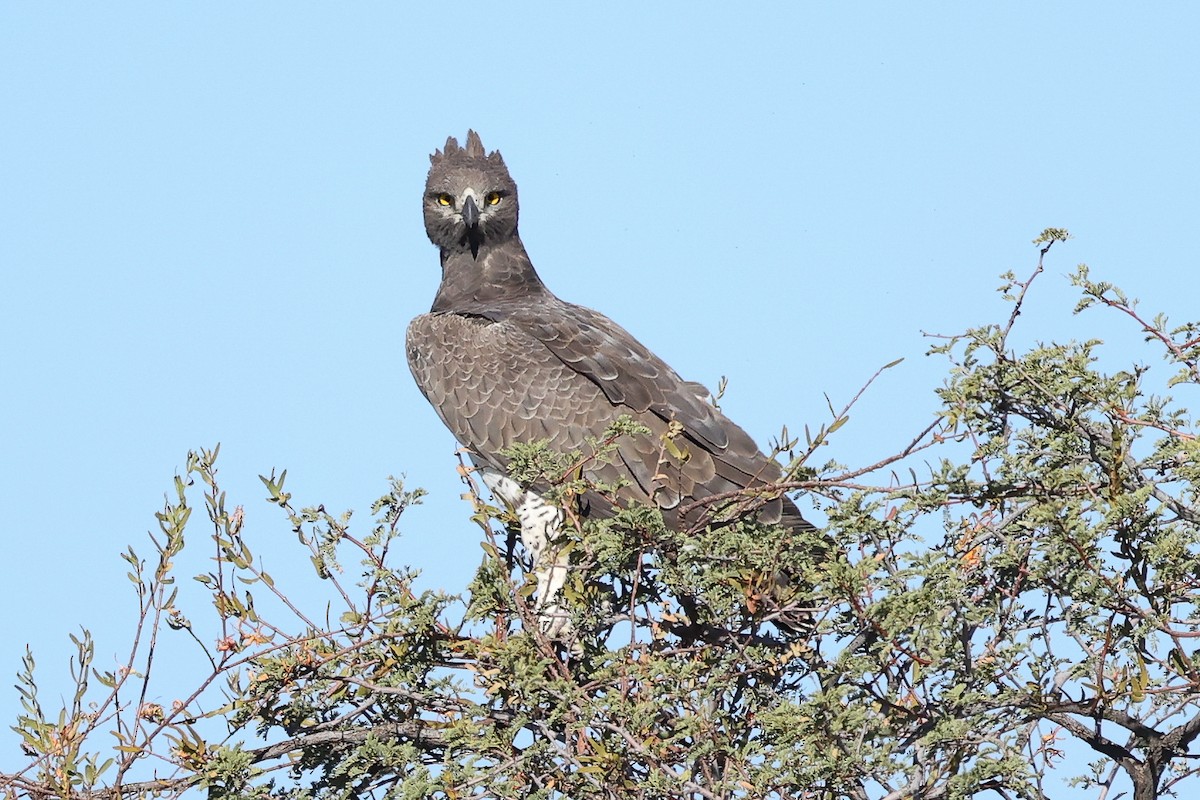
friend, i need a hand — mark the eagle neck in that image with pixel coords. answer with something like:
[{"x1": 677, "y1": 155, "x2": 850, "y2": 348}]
[{"x1": 431, "y1": 235, "x2": 551, "y2": 312}]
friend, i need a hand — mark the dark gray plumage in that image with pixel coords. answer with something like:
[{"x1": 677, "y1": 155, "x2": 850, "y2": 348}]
[{"x1": 406, "y1": 131, "x2": 813, "y2": 633}]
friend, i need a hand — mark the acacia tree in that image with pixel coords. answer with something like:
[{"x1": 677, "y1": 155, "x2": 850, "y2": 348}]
[{"x1": 5, "y1": 230, "x2": 1200, "y2": 800}]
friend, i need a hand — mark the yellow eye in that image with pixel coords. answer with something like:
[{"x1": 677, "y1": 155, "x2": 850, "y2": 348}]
[
  {"x1": 436, "y1": 193, "x2": 454, "y2": 207},
  {"x1": 485, "y1": 191, "x2": 502, "y2": 206}
]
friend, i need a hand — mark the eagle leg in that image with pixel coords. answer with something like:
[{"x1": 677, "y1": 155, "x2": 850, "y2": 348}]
[
  {"x1": 515, "y1": 494, "x2": 572, "y2": 639},
  {"x1": 481, "y1": 469, "x2": 574, "y2": 640}
]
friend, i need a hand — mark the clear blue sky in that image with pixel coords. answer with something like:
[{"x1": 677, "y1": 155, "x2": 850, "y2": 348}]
[{"x1": 3, "y1": 4, "x2": 1198, "y2": 794}]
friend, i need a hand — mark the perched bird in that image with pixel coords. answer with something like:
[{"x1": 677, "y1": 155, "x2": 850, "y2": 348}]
[{"x1": 406, "y1": 131, "x2": 816, "y2": 636}]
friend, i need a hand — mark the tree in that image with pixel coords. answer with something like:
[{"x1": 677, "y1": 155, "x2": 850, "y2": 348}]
[{"x1": 5, "y1": 230, "x2": 1200, "y2": 800}]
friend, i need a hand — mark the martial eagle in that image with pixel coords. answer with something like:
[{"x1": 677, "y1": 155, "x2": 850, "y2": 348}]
[{"x1": 406, "y1": 131, "x2": 815, "y2": 636}]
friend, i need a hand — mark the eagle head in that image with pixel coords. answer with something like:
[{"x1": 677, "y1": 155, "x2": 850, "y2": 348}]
[{"x1": 424, "y1": 131, "x2": 519, "y2": 259}]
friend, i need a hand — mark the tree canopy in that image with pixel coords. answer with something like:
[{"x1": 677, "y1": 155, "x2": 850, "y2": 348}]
[{"x1": 6, "y1": 231, "x2": 1200, "y2": 800}]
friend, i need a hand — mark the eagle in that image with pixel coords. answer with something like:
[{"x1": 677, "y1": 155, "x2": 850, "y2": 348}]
[{"x1": 406, "y1": 131, "x2": 816, "y2": 637}]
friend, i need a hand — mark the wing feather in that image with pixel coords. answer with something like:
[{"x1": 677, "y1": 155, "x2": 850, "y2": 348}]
[
  {"x1": 486, "y1": 299, "x2": 763, "y2": 465},
  {"x1": 407, "y1": 296, "x2": 807, "y2": 530}
]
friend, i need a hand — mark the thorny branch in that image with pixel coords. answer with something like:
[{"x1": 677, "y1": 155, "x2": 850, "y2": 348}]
[{"x1": 7, "y1": 234, "x2": 1200, "y2": 800}]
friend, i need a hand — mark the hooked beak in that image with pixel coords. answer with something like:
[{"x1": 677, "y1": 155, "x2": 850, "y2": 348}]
[{"x1": 461, "y1": 195, "x2": 482, "y2": 259}]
